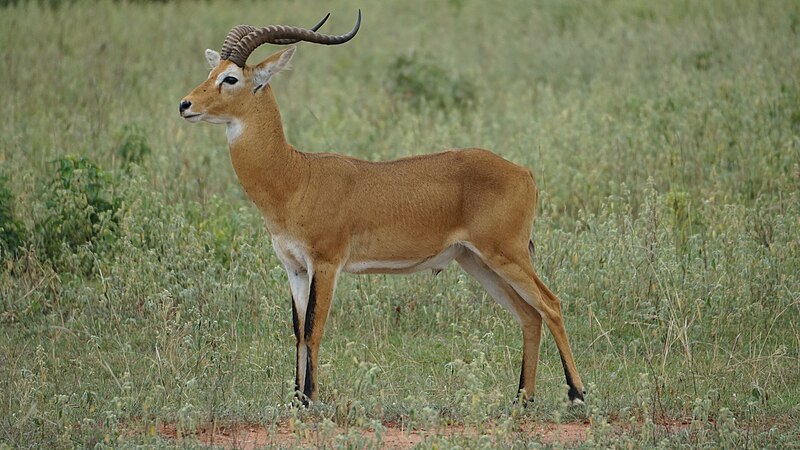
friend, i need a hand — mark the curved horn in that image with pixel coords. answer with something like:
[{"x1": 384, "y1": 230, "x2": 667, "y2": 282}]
[
  {"x1": 219, "y1": 13, "x2": 331, "y2": 61},
  {"x1": 272, "y1": 12, "x2": 331, "y2": 45},
  {"x1": 225, "y1": 9, "x2": 361, "y2": 67},
  {"x1": 220, "y1": 25, "x2": 257, "y2": 61}
]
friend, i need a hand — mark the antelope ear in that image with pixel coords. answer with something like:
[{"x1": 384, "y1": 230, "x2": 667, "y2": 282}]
[
  {"x1": 252, "y1": 46, "x2": 296, "y2": 92},
  {"x1": 205, "y1": 49, "x2": 221, "y2": 68}
]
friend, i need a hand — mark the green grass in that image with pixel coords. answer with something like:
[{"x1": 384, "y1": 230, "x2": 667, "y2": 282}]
[{"x1": 1, "y1": 0, "x2": 799, "y2": 448}]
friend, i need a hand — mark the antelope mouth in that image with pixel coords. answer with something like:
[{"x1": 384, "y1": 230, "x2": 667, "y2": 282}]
[{"x1": 182, "y1": 113, "x2": 202, "y2": 122}]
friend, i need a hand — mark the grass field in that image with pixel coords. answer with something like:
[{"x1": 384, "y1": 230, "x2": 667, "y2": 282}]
[{"x1": 1, "y1": 0, "x2": 799, "y2": 448}]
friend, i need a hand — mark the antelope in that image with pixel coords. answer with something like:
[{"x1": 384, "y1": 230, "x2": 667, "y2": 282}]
[{"x1": 179, "y1": 10, "x2": 586, "y2": 406}]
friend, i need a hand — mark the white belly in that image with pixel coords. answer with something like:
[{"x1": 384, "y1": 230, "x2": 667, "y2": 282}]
[{"x1": 344, "y1": 244, "x2": 462, "y2": 275}]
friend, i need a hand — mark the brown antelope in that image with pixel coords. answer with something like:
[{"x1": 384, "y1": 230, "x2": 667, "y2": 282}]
[{"x1": 179, "y1": 10, "x2": 585, "y2": 406}]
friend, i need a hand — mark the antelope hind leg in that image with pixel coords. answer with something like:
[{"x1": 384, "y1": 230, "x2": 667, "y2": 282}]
[
  {"x1": 478, "y1": 245, "x2": 586, "y2": 403},
  {"x1": 456, "y1": 250, "x2": 543, "y2": 404}
]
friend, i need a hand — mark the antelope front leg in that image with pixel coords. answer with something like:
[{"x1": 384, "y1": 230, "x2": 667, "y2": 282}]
[
  {"x1": 286, "y1": 269, "x2": 311, "y2": 405},
  {"x1": 302, "y1": 263, "x2": 340, "y2": 402}
]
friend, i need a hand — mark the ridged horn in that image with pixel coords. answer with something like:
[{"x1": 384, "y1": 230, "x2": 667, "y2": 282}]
[
  {"x1": 272, "y1": 12, "x2": 331, "y2": 45},
  {"x1": 220, "y1": 25, "x2": 257, "y2": 61},
  {"x1": 219, "y1": 13, "x2": 331, "y2": 61},
  {"x1": 224, "y1": 9, "x2": 361, "y2": 67},
  {"x1": 219, "y1": 13, "x2": 331, "y2": 59}
]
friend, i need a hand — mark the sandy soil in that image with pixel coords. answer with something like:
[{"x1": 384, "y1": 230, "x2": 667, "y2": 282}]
[{"x1": 156, "y1": 420, "x2": 591, "y2": 449}]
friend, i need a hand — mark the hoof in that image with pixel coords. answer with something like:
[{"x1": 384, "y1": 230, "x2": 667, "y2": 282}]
[
  {"x1": 293, "y1": 393, "x2": 310, "y2": 408},
  {"x1": 513, "y1": 395, "x2": 532, "y2": 409},
  {"x1": 568, "y1": 386, "x2": 586, "y2": 405},
  {"x1": 513, "y1": 387, "x2": 534, "y2": 408}
]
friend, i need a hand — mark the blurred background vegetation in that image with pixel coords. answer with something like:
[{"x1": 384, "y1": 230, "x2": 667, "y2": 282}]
[{"x1": 1, "y1": 0, "x2": 798, "y2": 447}]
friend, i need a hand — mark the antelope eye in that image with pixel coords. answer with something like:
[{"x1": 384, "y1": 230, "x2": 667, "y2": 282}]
[{"x1": 222, "y1": 76, "x2": 238, "y2": 85}]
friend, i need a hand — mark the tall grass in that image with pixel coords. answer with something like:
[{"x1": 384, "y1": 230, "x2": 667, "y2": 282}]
[{"x1": 1, "y1": 0, "x2": 798, "y2": 447}]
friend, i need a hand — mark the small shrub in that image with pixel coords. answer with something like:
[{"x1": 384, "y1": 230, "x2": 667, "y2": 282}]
[
  {"x1": 0, "y1": 172, "x2": 27, "y2": 261},
  {"x1": 36, "y1": 156, "x2": 120, "y2": 272},
  {"x1": 115, "y1": 124, "x2": 151, "y2": 169},
  {"x1": 386, "y1": 53, "x2": 476, "y2": 111}
]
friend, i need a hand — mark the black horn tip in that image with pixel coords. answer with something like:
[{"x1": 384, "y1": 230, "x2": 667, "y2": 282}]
[
  {"x1": 354, "y1": 9, "x2": 362, "y2": 31},
  {"x1": 312, "y1": 12, "x2": 331, "y2": 31}
]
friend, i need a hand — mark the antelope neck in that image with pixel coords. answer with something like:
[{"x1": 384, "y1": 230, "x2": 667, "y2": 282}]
[{"x1": 227, "y1": 87, "x2": 308, "y2": 229}]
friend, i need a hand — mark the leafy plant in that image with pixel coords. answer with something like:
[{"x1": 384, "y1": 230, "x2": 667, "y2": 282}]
[
  {"x1": 386, "y1": 53, "x2": 476, "y2": 111},
  {"x1": 35, "y1": 156, "x2": 120, "y2": 272},
  {"x1": 115, "y1": 124, "x2": 151, "y2": 169},
  {"x1": 0, "y1": 172, "x2": 27, "y2": 261}
]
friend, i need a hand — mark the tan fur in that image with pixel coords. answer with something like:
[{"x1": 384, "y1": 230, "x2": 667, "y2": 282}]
[{"x1": 181, "y1": 47, "x2": 585, "y2": 404}]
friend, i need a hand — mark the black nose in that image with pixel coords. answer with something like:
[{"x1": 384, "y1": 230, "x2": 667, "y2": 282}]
[{"x1": 179, "y1": 100, "x2": 191, "y2": 114}]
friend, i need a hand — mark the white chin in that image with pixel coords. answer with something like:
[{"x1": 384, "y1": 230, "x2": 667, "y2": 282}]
[
  {"x1": 206, "y1": 116, "x2": 228, "y2": 125},
  {"x1": 184, "y1": 114, "x2": 203, "y2": 123}
]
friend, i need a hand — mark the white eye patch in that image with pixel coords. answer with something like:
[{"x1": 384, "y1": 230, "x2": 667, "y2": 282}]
[{"x1": 215, "y1": 67, "x2": 244, "y2": 87}]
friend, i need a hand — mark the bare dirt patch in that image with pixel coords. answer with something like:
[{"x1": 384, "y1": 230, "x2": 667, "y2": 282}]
[{"x1": 155, "y1": 420, "x2": 592, "y2": 449}]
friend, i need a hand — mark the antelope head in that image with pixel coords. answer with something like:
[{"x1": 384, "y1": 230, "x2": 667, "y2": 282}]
[{"x1": 179, "y1": 11, "x2": 361, "y2": 125}]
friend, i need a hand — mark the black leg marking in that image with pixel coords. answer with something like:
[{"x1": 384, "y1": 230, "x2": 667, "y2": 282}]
[
  {"x1": 560, "y1": 354, "x2": 584, "y2": 402},
  {"x1": 528, "y1": 239, "x2": 536, "y2": 261},
  {"x1": 303, "y1": 350, "x2": 313, "y2": 402},
  {"x1": 301, "y1": 276, "x2": 317, "y2": 404},
  {"x1": 291, "y1": 294, "x2": 300, "y2": 343},
  {"x1": 304, "y1": 277, "x2": 317, "y2": 342},
  {"x1": 514, "y1": 354, "x2": 530, "y2": 407}
]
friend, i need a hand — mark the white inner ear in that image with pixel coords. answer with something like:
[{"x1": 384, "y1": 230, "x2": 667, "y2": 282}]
[
  {"x1": 205, "y1": 49, "x2": 221, "y2": 68},
  {"x1": 253, "y1": 47, "x2": 296, "y2": 90}
]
